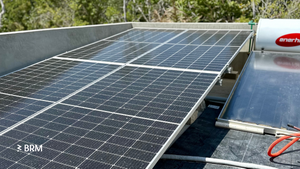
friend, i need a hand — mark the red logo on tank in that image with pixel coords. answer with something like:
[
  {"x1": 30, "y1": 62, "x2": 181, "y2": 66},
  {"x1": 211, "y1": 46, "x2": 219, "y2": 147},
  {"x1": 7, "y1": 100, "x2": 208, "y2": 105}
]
[
  {"x1": 274, "y1": 57, "x2": 300, "y2": 69},
  {"x1": 276, "y1": 33, "x2": 300, "y2": 47}
]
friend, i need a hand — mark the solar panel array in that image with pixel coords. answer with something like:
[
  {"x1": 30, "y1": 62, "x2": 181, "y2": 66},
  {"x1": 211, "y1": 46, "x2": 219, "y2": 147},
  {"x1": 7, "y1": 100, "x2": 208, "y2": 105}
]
[{"x1": 0, "y1": 28, "x2": 252, "y2": 169}]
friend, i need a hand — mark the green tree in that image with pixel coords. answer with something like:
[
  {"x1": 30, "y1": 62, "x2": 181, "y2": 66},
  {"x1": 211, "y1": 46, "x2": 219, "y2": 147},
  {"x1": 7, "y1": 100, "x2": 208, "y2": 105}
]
[
  {"x1": 72, "y1": 0, "x2": 109, "y2": 24},
  {"x1": 28, "y1": 0, "x2": 80, "y2": 29},
  {"x1": 0, "y1": 0, "x2": 32, "y2": 32},
  {"x1": 0, "y1": 0, "x2": 90, "y2": 32},
  {"x1": 0, "y1": 0, "x2": 5, "y2": 27},
  {"x1": 254, "y1": 0, "x2": 300, "y2": 20},
  {"x1": 2, "y1": 0, "x2": 300, "y2": 33}
]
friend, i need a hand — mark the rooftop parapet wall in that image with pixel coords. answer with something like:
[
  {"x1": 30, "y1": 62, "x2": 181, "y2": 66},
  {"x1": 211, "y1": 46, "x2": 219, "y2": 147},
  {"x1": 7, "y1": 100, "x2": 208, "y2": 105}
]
[{"x1": 0, "y1": 23, "x2": 132, "y2": 76}]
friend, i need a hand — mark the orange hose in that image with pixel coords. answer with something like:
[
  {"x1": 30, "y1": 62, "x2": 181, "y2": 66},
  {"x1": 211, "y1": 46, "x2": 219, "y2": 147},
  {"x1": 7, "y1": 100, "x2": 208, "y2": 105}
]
[{"x1": 268, "y1": 133, "x2": 300, "y2": 157}]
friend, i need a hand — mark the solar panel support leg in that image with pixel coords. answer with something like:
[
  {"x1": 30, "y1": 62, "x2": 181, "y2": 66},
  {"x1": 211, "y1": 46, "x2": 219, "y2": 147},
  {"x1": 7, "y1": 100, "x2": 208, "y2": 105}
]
[{"x1": 187, "y1": 101, "x2": 206, "y2": 125}]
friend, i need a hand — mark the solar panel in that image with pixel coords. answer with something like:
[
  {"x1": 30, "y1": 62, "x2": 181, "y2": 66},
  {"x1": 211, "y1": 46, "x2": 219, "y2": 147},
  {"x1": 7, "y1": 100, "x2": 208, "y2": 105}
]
[
  {"x1": 0, "y1": 104, "x2": 179, "y2": 168},
  {"x1": 62, "y1": 67, "x2": 217, "y2": 123},
  {"x1": 130, "y1": 45, "x2": 239, "y2": 71},
  {"x1": 106, "y1": 29, "x2": 154, "y2": 41},
  {"x1": 108, "y1": 29, "x2": 251, "y2": 47},
  {"x1": 167, "y1": 30, "x2": 206, "y2": 44},
  {"x1": 219, "y1": 51, "x2": 300, "y2": 130},
  {"x1": 58, "y1": 41, "x2": 159, "y2": 63},
  {"x1": 0, "y1": 59, "x2": 119, "y2": 102},
  {"x1": 168, "y1": 30, "x2": 250, "y2": 46},
  {"x1": 0, "y1": 67, "x2": 217, "y2": 168},
  {"x1": 169, "y1": 29, "x2": 251, "y2": 46},
  {"x1": 0, "y1": 27, "x2": 253, "y2": 168},
  {"x1": 57, "y1": 29, "x2": 251, "y2": 73},
  {"x1": 0, "y1": 93, "x2": 52, "y2": 132},
  {"x1": 0, "y1": 66, "x2": 218, "y2": 169},
  {"x1": 106, "y1": 29, "x2": 184, "y2": 43}
]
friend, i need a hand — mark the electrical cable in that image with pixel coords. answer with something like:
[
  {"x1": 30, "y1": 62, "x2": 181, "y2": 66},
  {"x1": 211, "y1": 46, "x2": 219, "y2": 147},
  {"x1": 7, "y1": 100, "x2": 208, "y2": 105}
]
[
  {"x1": 161, "y1": 154, "x2": 277, "y2": 169},
  {"x1": 287, "y1": 123, "x2": 300, "y2": 131},
  {"x1": 268, "y1": 124, "x2": 300, "y2": 157}
]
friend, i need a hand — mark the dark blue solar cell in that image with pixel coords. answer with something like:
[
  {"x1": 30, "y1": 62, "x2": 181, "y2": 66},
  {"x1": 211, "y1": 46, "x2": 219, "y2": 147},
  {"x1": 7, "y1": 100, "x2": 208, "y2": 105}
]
[{"x1": 0, "y1": 59, "x2": 119, "y2": 102}]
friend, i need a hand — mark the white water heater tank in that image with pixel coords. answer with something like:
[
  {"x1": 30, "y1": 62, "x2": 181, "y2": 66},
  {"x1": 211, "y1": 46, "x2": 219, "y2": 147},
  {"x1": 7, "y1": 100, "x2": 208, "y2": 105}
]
[{"x1": 255, "y1": 19, "x2": 300, "y2": 53}]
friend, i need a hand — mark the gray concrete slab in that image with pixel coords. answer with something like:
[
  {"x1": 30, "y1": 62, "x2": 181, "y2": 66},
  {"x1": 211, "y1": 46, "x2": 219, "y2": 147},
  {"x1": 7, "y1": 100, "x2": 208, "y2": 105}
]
[{"x1": 155, "y1": 102, "x2": 299, "y2": 169}]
